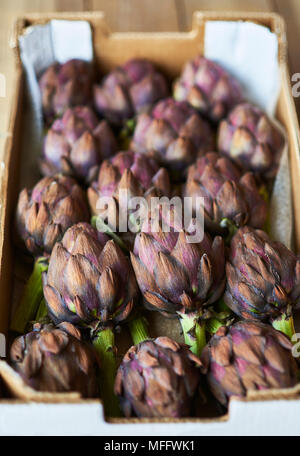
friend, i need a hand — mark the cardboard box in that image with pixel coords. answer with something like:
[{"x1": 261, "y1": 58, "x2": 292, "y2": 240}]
[{"x1": 0, "y1": 11, "x2": 300, "y2": 436}]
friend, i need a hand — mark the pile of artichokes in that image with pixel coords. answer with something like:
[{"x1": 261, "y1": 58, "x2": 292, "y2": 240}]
[{"x1": 9, "y1": 54, "x2": 299, "y2": 420}]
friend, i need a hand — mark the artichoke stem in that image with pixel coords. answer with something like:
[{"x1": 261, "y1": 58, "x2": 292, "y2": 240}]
[
  {"x1": 119, "y1": 118, "x2": 136, "y2": 149},
  {"x1": 220, "y1": 218, "x2": 238, "y2": 244},
  {"x1": 34, "y1": 298, "x2": 48, "y2": 322},
  {"x1": 206, "y1": 317, "x2": 224, "y2": 336},
  {"x1": 129, "y1": 315, "x2": 150, "y2": 345},
  {"x1": 206, "y1": 298, "x2": 233, "y2": 335},
  {"x1": 272, "y1": 313, "x2": 296, "y2": 340},
  {"x1": 10, "y1": 257, "x2": 48, "y2": 334},
  {"x1": 93, "y1": 328, "x2": 121, "y2": 417},
  {"x1": 215, "y1": 297, "x2": 231, "y2": 313},
  {"x1": 178, "y1": 311, "x2": 206, "y2": 358}
]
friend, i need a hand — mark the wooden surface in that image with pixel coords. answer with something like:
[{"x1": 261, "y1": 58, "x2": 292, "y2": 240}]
[{"x1": 0, "y1": 0, "x2": 299, "y2": 160}]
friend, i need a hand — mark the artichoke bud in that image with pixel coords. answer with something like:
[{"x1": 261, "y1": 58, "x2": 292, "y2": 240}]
[
  {"x1": 16, "y1": 174, "x2": 90, "y2": 257},
  {"x1": 10, "y1": 321, "x2": 99, "y2": 397},
  {"x1": 114, "y1": 336, "x2": 204, "y2": 418},
  {"x1": 41, "y1": 106, "x2": 118, "y2": 181},
  {"x1": 173, "y1": 56, "x2": 242, "y2": 123},
  {"x1": 218, "y1": 102, "x2": 285, "y2": 180},
  {"x1": 43, "y1": 223, "x2": 139, "y2": 332},
  {"x1": 131, "y1": 98, "x2": 214, "y2": 176},
  {"x1": 88, "y1": 150, "x2": 171, "y2": 249},
  {"x1": 225, "y1": 226, "x2": 300, "y2": 338},
  {"x1": 184, "y1": 152, "x2": 267, "y2": 236},
  {"x1": 94, "y1": 58, "x2": 169, "y2": 127},
  {"x1": 38, "y1": 59, "x2": 95, "y2": 125},
  {"x1": 202, "y1": 320, "x2": 298, "y2": 407}
]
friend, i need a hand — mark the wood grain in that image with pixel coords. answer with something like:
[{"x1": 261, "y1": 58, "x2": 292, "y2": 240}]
[
  {"x1": 0, "y1": 13, "x2": 17, "y2": 137},
  {"x1": 271, "y1": 0, "x2": 300, "y2": 117},
  {"x1": 177, "y1": 0, "x2": 274, "y2": 31},
  {"x1": 89, "y1": 0, "x2": 179, "y2": 31},
  {"x1": 0, "y1": 1, "x2": 86, "y2": 141}
]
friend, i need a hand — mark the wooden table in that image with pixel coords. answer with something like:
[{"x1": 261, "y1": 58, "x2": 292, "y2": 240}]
[{"x1": 0, "y1": 0, "x2": 299, "y2": 161}]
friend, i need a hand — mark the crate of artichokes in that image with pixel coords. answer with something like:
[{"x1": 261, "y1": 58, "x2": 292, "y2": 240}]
[{"x1": 0, "y1": 11, "x2": 299, "y2": 436}]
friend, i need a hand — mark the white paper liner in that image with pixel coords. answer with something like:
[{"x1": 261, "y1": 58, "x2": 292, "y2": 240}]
[
  {"x1": 269, "y1": 119, "x2": 292, "y2": 247},
  {"x1": 204, "y1": 21, "x2": 290, "y2": 247},
  {"x1": 204, "y1": 21, "x2": 280, "y2": 116},
  {"x1": 18, "y1": 20, "x2": 94, "y2": 166}
]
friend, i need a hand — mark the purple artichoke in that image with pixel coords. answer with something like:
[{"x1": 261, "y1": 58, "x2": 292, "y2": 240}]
[
  {"x1": 131, "y1": 208, "x2": 225, "y2": 356},
  {"x1": 39, "y1": 59, "x2": 94, "y2": 125},
  {"x1": 174, "y1": 56, "x2": 242, "y2": 123},
  {"x1": 94, "y1": 58, "x2": 169, "y2": 126},
  {"x1": 41, "y1": 106, "x2": 118, "y2": 181},
  {"x1": 43, "y1": 222, "x2": 139, "y2": 416},
  {"x1": 87, "y1": 150, "x2": 171, "y2": 248},
  {"x1": 131, "y1": 229, "x2": 225, "y2": 316},
  {"x1": 218, "y1": 103, "x2": 285, "y2": 180},
  {"x1": 130, "y1": 98, "x2": 214, "y2": 174},
  {"x1": 16, "y1": 174, "x2": 90, "y2": 257},
  {"x1": 10, "y1": 321, "x2": 99, "y2": 397},
  {"x1": 184, "y1": 152, "x2": 267, "y2": 233},
  {"x1": 115, "y1": 336, "x2": 203, "y2": 417},
  {"x1": 225, "y1": 226, "x2": 300, "y2": 337},
  {"x1": 201, "y1": 321, "x2": 298, "y2": 407},
  {"x1": 43, "y1": 222, "x2": 138, "y2": 329}
]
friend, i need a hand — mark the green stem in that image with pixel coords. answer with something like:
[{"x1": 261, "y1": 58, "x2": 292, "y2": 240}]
[
  {"x1": 178, "y1": 311, "x2": 206, "y2": 358},
  {"x1": 220, "y1": 218, "x2": 238, "y2": 244},
  {"x1": 215, "y1": 297, "x2": 231, "y2": 313},
  {"x1": 34, "y1": 298, "x2": 48, "y2": 321},
  {"x1": 206, "y1": 298, "x2": 234, "y2": 335},
  {"x1": 206, "y1": 317, "x2": 224, "y2": 336},
  {"x1": 93, "y1": 328, "x2": 121, "y2": 417},
  {"x1": 10, "y1": 257, "x2": 48, "y2": 334},
  {"x1": 129, "y1": 315, "x2": 150, "y2": 345},
  {"x1": 259, "y1": 184, "x2": 269, "y2": 204},
  {"x1": 119, "y1": 118, "x2": 136, "y2": 149},
  {"x1": 272, "y1": 313, "x2": 295, "y2": 340},
  {"x1": 91, "y1": 216, "x2": 129, "y2": 253}
]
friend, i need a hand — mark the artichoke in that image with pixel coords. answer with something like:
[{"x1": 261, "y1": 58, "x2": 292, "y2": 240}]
[
  {"x1": 131, "y1": 210, "x2": 225, "y2": 356},
  {"x1": 225, "y1": 226, "x2": 300, "y2": 338},
  {"x1": 184, "y1": 152, "x2": 267, "y2": 235},
  {"x1": 218, "y1": 102, "x2": 285, "y2": 180},
  {"x1": 10, "y1": 321, "x2": 99, "y2": 397},
  {"x1": 39, "y1": 59, "x2": 94, "y2": 125},
  {"x1": 43, "y1": 222, "x2": 139, "y2": 415},
  {"x1": 16, "y1": 174, "x2": 90, "y2": 257},
  {"x1": 43, "y1": 222, "x2": 138, "y2": 328},
  {"x1": 201, "y1": 321, "x2": 298, "y2": 407},
  {"x1": 174, "y1": 56, "x2": 242, "y2": 123},
  {"x1": 13, "y1": 174, "x2": 90, "y2": 334},
  {"x1": 130, "y1": 98, "x2": 214, "y2": 175},
  {"x1": 115, "y1": 336, "x2": 203, "y2": 418},
  {"x1": 94, "y1": 58, "x2": 169, "y2": 126},
  {"x1": 41, "y1": 106, "x2": 118, "y2": 181},
  {"x1": 88, "y1": 150, "x2": 171, "y2": 249}
]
